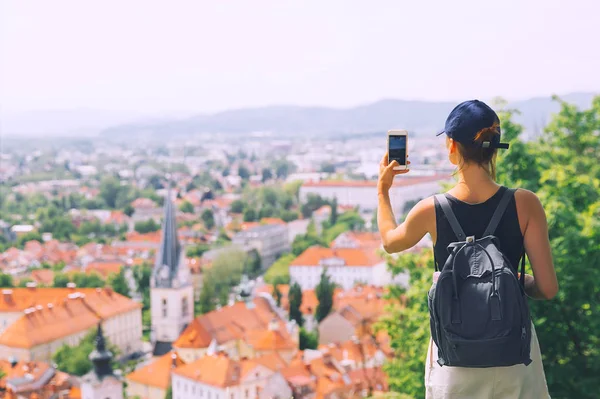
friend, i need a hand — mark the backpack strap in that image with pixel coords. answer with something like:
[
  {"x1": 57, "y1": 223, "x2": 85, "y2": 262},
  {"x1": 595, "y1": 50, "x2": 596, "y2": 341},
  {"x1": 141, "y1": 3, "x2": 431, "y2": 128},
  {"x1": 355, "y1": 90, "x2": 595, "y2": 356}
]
[
  {"x1": 435, "y1": 194, "x2": 466, "y2": 241},
  {"x1": 482, "y1": 188, "x2": 516, "y2": 237}
]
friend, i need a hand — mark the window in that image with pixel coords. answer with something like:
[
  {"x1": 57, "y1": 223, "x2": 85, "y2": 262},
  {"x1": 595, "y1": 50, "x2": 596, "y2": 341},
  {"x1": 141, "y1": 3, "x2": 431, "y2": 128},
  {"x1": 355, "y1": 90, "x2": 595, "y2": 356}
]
[
  {"x1": 182, "y1": 296, "x2": 189, "y2": 317},
  {"x1": 245, "y1": 389, "x2": 249, "y2": 398},
  {"x1": 162, "y1": 298, "x2": 168, "y2": 317}
]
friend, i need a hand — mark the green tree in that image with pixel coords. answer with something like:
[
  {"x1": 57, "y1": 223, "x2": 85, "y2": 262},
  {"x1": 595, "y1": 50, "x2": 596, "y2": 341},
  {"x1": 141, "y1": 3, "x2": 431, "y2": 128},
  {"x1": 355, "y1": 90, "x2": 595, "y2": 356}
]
[
  {"x1": 72, "y1": 272, "x2": 105, "y2": 288},
  {"x1": 134, "y1": 219, "x2": 160, "y2": 234},
  {"x1": 329, "y1": 197, "x2": 338, "y2": 226},
  {"x1": 262, "y1": 168, "x2": 273, "y2": 182},
  {"x1": 320, "y1": 162, "x2": 336, "y2": 174},
  {"x1": 272, "y1": 283, "x2": 283, "y2": 307},
  {"x1": 280, "y1": 210, "x2": 299, "y2": 223},
  {"x1": 244, "y1": 249, "x2": 262, "y2": 279},
  {"x1": 179, "y1": 201, "x2": 194, "y2": 214},
  {"x1": 289, "y1": 282, "x2": 304, "y2": 327},
  {"x1": 133, "y1": 263, "x2": 153, "y2": 310},
  {"x1": 299, "y1": 327, "x2": 319, "y2": 350},
  {"x1": 186, "y1": 243, "x2": 210, "y2": 258},
  {"x1": 238, "y1": 165, "x2": 251, "y2": 180},
  {"x1": 377, "y1": 251, "x2": 431, "y2": 399},
  {"x1": 165, "y1": 385, "x2": 173, "y2": 399},
  {"x1": 123, "y1": 204, "x2": 135, "y2": 217},
  {"x1": 0, "y1": 274, "x2": 14, "y2": 287},
  {"x1": 201, "y1": 209, "x2": 215, "y2": 230},
  {"x1": 17, "y1": 278, "x2": 33, "y2": 288},
  {"x1": 230, "y1": 200, "x2": 245, "y2": 214},
  {"x1": 53, "y1": 328, "x2": 120, "y2": 376},
  {"x1": 108, "y1": 269, "x2": 130, "y2": 297},
  {"x1": 99, "y1": 176, "x2": 121, "y2": 208},
  {"x1": 315, "y1": 269, "x2": 335, "y2": 323},
  {"x1": 17, "y1": 231, "x2": 43, "y2": 248},
  {"x1": 243, "y1": 208, "x2": 257, "y2": 222},
  {"x1": 197, "y1": 278, "x2": 216, "y2": 314},
  {"x1": 264, "y1": 253, "x2": 294, "y2": 284},
  {"x1": 53, "y1": 273, "x2": 70, "y2": 288}
]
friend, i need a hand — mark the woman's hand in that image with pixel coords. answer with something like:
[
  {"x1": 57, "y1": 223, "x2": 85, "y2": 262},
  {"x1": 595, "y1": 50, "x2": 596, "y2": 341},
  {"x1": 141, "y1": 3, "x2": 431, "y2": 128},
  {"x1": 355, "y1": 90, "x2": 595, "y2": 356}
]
[{"x1": 378, "y1": 153, "x2": 409, "y2": 193}]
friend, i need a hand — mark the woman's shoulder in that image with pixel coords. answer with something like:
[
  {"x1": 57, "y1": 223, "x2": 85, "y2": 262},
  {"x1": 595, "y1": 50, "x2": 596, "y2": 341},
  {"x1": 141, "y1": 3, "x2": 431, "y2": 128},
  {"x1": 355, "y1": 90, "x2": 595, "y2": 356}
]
[{"x1": 513, "y1": 187, "x2": 542, "y2": 207}]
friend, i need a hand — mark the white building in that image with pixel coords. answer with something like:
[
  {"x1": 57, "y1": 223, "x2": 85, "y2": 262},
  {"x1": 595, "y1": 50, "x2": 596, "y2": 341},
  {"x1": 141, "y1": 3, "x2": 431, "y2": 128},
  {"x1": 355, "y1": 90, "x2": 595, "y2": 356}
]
[
  {"x1": 299, "y1": 175, "x2": 451, "y2": 216},
  {"x1": 151, "y1": 193, "x2": 194, "y2": 356},
  {"x1": 171, "y1": 354, "x2": 274, "y2": 399},
  {"x1": 232, "y1": 224, "x2": 290, "y2": 268},
  {"x1": 80, "y1": 324, "x2": 124, "y2": 399},
  {"x1": 289, "y1": 247, "x2": 390, "y2": 290}
]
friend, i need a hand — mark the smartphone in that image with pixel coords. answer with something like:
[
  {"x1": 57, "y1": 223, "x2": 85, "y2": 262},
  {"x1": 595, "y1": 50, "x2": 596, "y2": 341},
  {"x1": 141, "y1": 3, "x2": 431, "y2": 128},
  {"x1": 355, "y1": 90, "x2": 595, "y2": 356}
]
[{"x1": 387, "y1": 129, "x2": 408, "y2": 170}]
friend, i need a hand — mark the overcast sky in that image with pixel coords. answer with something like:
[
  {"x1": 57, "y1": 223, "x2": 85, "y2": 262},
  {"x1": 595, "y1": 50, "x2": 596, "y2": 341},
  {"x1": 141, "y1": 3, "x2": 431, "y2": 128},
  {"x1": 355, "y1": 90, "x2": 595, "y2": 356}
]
[{"x1": 1, "y1": 0, "x2": 599, "y2": 115}]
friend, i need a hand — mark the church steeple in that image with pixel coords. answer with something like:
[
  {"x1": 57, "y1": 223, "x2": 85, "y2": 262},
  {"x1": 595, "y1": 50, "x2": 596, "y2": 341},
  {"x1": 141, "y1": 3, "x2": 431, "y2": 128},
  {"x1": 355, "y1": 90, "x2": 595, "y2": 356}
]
[
  {"x1": 89, "y1": 323, "x2": 114, "y2": 380},
  {"x1": 152, "y1": 185, "x2": 182, "y2": 288}
]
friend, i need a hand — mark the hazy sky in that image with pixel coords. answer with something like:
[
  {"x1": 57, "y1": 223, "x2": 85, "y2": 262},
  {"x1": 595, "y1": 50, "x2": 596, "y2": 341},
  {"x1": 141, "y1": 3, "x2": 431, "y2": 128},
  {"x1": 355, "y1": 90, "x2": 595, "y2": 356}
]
[{"x1": 1, "y1": 0, "x2": 599, "y2": 114}]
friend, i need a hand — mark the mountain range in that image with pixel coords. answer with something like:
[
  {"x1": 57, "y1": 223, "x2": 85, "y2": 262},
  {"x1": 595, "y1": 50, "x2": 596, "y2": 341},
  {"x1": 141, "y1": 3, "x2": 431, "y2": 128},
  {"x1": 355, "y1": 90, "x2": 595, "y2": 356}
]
[{"x1": 100, "y1": 93, "x2": 596, "y2": 139}]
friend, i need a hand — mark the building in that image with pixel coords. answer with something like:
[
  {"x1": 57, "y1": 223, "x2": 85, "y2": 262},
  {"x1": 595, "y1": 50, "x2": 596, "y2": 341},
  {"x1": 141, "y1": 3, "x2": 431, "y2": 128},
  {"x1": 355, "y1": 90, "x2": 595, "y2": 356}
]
[
  {"x1": 150, "y1": 192, "x2": 194, "y2": 356},
  {"x1": 289, "y1": 247, "x2": 390, "y2": 290},
  {"x1": 0, "y1": 287, "x2": 142, "y2": 362},
  {"x1": 232, "y1": 224, "x2": 290, "y2": 268},
  {"x1": 299, "y1": 175, "x2": 449, "y2": 216},
  {"x1": 173, "y1": 294, "x2": 297, "y2": 364},
  {"x1": 0, "y1": 359, "x2": 78, "y2": 398},
  {"x1": 126, "y1": 351, "x2": 185, "y2": 399},
  {"x1": 171, "y1": 353, "x2": 275, "y2": 399},
  {"x1": 80, "y1": 323, "x2": 124, "y2": 399}
]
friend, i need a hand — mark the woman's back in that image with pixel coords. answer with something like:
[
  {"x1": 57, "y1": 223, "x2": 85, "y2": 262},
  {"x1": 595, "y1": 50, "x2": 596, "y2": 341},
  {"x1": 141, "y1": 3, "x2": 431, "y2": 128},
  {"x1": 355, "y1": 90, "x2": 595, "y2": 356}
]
[{"x1": 434, "y1": 186, "x2": 524, "y2": 270}]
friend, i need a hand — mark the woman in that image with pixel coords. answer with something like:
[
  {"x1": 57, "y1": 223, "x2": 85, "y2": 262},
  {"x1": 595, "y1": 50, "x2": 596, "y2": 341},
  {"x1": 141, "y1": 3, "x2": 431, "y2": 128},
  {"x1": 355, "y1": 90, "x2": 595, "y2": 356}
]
[{"x1": 377, "y1": 100, "x2": 558, "y2": 399}]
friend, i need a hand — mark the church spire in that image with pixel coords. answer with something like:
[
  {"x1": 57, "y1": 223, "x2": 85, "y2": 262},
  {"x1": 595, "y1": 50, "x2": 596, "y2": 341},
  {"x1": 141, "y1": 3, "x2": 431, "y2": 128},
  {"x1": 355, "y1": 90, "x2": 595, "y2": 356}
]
[
  {"x1": 89, "y1": 323, "x2": 114, "y2": 380},
  {"x1": 153, "y1": 179, "x2": 182, "y2": 288}
]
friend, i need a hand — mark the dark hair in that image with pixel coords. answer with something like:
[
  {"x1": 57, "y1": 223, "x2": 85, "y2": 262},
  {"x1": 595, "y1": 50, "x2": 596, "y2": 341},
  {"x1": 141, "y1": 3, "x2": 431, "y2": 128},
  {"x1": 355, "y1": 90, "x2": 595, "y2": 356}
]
[{"x1": 455, "y1": 120, "x2": 500, "y2": 180}]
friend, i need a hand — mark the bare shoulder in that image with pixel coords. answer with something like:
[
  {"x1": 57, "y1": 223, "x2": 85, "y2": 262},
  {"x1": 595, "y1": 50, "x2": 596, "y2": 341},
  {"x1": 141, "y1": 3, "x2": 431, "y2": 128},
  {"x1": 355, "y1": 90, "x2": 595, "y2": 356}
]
[
  {"x1": 514, "y1": 188, "x2": 543, "y2": 210},
  {"x1": 411, "y1": 196, "x2": 436, "y2": 215}
]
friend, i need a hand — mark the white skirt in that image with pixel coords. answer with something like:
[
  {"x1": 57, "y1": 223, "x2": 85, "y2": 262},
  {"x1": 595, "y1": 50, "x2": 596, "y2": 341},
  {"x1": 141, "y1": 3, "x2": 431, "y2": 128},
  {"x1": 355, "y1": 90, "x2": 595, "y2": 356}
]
[{"x1": 425, "y1": 322, "x2": 551, "y2": 399}]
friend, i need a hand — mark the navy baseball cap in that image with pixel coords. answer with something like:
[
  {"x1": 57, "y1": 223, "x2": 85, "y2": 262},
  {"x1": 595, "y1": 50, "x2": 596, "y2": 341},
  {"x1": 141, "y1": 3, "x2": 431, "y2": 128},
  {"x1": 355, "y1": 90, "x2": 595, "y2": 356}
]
[{"x1": 436, "y1": 100, "x2": 509, "y2": 149}]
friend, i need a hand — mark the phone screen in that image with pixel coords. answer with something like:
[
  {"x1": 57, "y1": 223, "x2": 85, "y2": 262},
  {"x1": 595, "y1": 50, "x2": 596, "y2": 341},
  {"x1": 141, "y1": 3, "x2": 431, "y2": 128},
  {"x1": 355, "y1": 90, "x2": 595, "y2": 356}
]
[{"x1": 389, "y1": 135, "x2": 407, "y2": 166}]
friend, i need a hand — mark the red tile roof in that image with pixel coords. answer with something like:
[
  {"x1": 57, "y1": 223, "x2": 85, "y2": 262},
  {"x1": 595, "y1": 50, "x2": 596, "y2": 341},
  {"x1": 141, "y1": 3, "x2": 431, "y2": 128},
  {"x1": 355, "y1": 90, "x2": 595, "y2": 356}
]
[
  {"x1": 290, "y1": 247, "x2": 384, "y2": 267},
  {"x1": 126, "y1": 351, "x2": 185, "y2": 390}
]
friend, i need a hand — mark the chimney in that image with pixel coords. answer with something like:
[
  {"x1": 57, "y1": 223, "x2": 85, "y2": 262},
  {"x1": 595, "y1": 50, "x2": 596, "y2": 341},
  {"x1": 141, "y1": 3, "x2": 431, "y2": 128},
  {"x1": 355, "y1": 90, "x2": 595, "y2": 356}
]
[
  {"x1": 2, "y1": 289, "x2": 13, "y2": 302},
  {"x1": 26, "y1": 282, "x2": 37, "y2": 290},
  {"x1": 9, "y1": 356, "x2": 17, "y2": 368},
  {"x1": 67, "y1": 282, "x2": 77, "y2": 290},
  {"x1": 268, "y1": 318, "x2": 279, "y2": 331},
  {"x1": 171, "y1": 352, "x2": 178, "y2": 368}
]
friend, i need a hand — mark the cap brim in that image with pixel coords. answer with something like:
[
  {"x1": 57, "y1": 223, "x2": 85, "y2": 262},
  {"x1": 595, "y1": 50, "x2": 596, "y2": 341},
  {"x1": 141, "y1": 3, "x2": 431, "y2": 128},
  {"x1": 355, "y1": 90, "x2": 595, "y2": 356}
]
[{"x1": 436, "y1": 130, "x2": 445, "y2": 137}]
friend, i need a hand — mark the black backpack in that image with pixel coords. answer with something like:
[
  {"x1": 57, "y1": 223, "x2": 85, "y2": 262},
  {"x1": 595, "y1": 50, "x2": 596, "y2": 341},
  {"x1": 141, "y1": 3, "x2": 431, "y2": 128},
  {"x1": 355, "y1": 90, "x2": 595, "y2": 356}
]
[{"x1": 428, "y1": 189, "x2": 532, "y2": 367}]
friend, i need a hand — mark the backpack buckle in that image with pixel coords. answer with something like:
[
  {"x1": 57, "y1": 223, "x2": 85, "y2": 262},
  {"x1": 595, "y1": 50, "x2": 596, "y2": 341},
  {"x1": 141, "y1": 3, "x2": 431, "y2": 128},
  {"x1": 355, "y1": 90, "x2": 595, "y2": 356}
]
[{"x1": 466, "y1": 236, "x2": 475, "y2": 244}]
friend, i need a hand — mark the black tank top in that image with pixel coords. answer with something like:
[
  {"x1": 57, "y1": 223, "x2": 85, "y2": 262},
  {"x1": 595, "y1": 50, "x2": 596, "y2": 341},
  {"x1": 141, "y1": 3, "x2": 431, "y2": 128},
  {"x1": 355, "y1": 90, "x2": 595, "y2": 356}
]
[{"x1": 433, "y1": 186, "x2": 524, "y2": 272}]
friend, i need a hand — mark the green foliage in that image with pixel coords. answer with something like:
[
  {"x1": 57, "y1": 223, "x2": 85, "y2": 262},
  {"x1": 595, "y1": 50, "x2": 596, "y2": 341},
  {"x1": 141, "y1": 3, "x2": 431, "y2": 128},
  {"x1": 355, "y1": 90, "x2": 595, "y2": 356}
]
[
  {"x1": 238, "y1": 165, "x2": 251, "y2": 180},
  {"x1": 262, "y1": 168, "x2": 273, "y2": 182},
  {"x1": 264, "y1": 253, "x2": 294, "y2": 284},
  {"x1": 108, "y1": 268, "x2": 130, "y2": 297},
  {"x1": 243, "y1": 249, "x2": 262, "y2": 279},
  {"x1": 243, "y1": 208, "x2": 257, "y2": 222},
  {"x1": 133, "y1": 263, "x2": 153, "y2": 310},
  {"x1": 53, "y1": 329, "x2": 120, "y2": 376},
  {"x1": 280, "y1": 210, "x2": 299, "y2": 222},
  {"x1": 52, "y1": 273, "x2": 71, "y2": 288},
  {"x1": 315, "y1": 269, "x2": 335, "y2": 323},
  {"x1": 320, "y1": 162, "x2": 336, "y2": 174},
  {"x1": 165, "y1": 384, "x2": 173, "y2": 399},
  {"x1": 495, "y1": 96, "x2": 600, "y2": 398},
  {"x1": 274, "y1": 159, "x2": 297, "y2": 179},
  {"x1": 123, "y1": 204, "x2": 135, "y2": 217},
  {"x1": 288, "y1": 282, "x2": 304, "y2": 327},
  {"x1": 0, "y1": 274, "x2": 14, "y2": 288},
  {"x1": 134, "y1": 219, "x2": 160, "y2": 234},
  {"x1": 197, "y1": 249, "x2": 247, "y2": 314},
  {"x1": 186, "y1": 243, "x2": 210, "y2": 258},
  {"x1": 179, "y1": 201, "x2": 194, "y2": 214},
  {"x1": 17, "y1": 278, "x2": 33, "y2": 288},
  {"x1": 201, "y1": 209, "x2": 215, "y2": 230},
  {"x1": 72, "y1": 272, "x2": 106, "y2": 288},
  {"x1": 17, "y1": 232, "x2": 43, "y2": 248},
  {"x1": 329, "y1": 197, "x2": 338, "y2": 225},
  {"x1": 272, "y1": 283, "x2": 283, "y2": 307},
  {"x1": 377, "y1": 251, "x2": 431, "y2": 399},
  {"x1": 99, "y1": 176, "x2": 121, "y2": 209},
  {"x1": 230, "y1": 200, "x2": 245, "y2": 214},
  {"x1": 299, "y1": 327, "x2": 319, "y2": 350},
  {"x1": 301, "y1": 194, "x2": 328, "y2": 218}
]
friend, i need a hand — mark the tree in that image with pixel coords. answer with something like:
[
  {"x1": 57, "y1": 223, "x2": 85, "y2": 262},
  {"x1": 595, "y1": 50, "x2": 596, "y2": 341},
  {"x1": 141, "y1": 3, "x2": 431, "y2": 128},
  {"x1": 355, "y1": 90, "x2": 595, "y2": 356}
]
[
  {"x1": 197, "y1": 277, "x2": 216, "y2": 314},
  {"x1": 0, "y1": 274, "x2": 14, "y2": 287},
  {"x1": 243, "y1": 208, "x2": 257, "y2": 222},
  {"x1": 201, "y1": 209, "x2": 215, "y2": 230},
  {"x1": 262, "y1": 168, "x2": 273, "y2": 183},
  {"x1": 264, "y1": 253, "x2": 294, "y2": 284},
  {"x1": 315, "y1": 269, "x2": 335, "y2": 323},
  {"x1": 53, "y1": 273, "x2": 70, "y2": 288},
  {"x1": 299, "y1": 328, "x2": 319, "y2": 350},
  {"x1": 329, "y1": 197, "x2": 338, "y2": 226},
  {"x1": 377, "y1": 250, "x2": 431, "y2": 399},
  {"x1": 180, "y1": 201, "x2": 194, "y2": 214},
  {"x1": 288, "y1": 282, "x2": 304, "y2": 327},
  {"x1": 186, "y1": 243, "x2": 210, "y2": 258},
  {"x1": 53, "y1": 328, "x2": 120, "y2": 376},
  {"x1": 244, "y1": 249, "x2": 262, "y2": 279},
  {"x1": 99, "y1": 176, "x2": 121, "y2": 208},
  {"x1": 320, "y1": 162, "x2": 336, "y2": 174},
  {"x1": 230, "y1": 200, "x2": 245, "y2": 214},
  {"x1": 281, "y1": 210, "x2": 299, "y2": 223},
  {"x1": 17, "y1": 231, "x2": 43, "y2": 248},
  {"x1": 108, "y1": 269, "x2": 130, "y2": 297},
  {"x1": 164, "y1": 385, "x2": 173, "y2": 399},
  {"x1": 238, "y1": 165, "x2": 250, "y2": 180},
  {"x1": 123, "y1": 204, "x2": 135, "y2": 217},
  {"x1": 72, "y1": 272, "x2": 105, "y2": 288},
  {"x1": 134, "y1": 219, "x2": 160, "y2": 234},
  {"x1": 18, "y1": 278, "x2": 33, "y2": 288},
  {"x1": 133, "y1": 263, "x2": 153, "y2": 310},
  {"x1": 272, "y1": 283, "x2": 283, "y2": 307}
]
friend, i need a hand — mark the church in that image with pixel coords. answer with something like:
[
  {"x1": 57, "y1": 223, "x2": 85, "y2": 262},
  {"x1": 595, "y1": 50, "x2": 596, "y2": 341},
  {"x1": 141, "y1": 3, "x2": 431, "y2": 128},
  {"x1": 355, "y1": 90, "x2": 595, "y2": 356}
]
[{"x1": 150, "y1": 191, "x2": 194, "y2": 356}]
